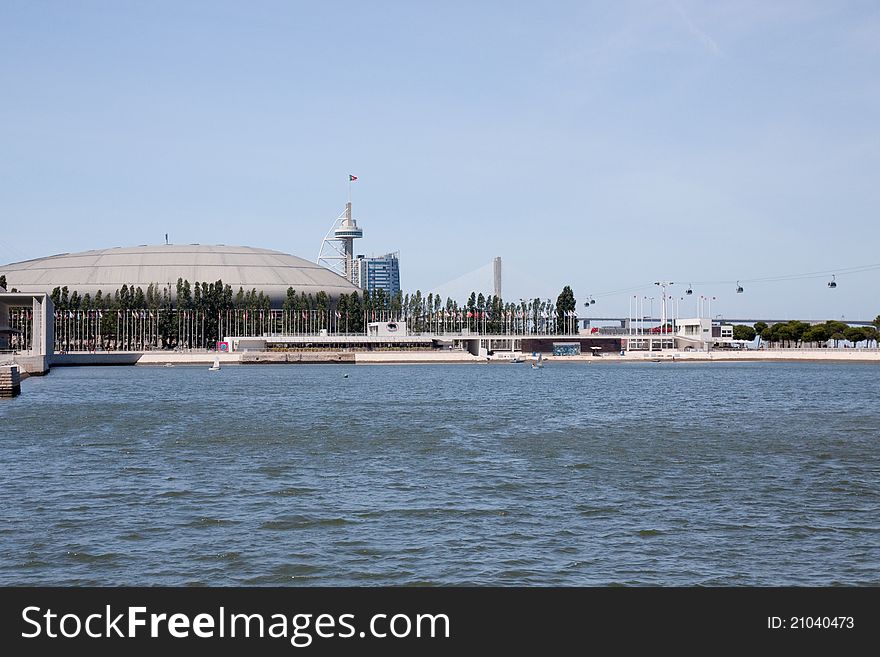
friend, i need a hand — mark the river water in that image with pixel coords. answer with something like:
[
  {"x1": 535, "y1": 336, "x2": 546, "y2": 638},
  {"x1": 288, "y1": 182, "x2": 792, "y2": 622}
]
[{"x1": 1, "y1": 362, "x2": 877, "y2": 585}]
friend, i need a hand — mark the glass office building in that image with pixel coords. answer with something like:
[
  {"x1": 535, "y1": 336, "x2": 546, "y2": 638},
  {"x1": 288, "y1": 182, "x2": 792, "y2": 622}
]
[{"x1": 355, "y1": 252, "x2": 401, "y2": 298}]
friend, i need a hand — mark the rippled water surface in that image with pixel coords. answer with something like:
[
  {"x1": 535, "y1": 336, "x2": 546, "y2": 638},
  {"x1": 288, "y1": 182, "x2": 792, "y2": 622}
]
[{"x1": 1, "y1": 362, "x2": 878, "y2": 585}]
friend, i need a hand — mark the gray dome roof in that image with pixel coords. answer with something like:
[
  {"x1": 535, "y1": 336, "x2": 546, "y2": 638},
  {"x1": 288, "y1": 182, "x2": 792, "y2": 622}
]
[{"x1": 1, "y1": 244, "x2": 360, "y2": 305}]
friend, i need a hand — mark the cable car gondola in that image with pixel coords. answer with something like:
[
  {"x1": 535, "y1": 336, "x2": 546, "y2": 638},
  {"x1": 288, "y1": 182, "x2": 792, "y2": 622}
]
[
  {"x1": 828, "y1": 275, "x2": 837, "y2": 289},
  {"x1": 736, "y1": 281, "x2": 744, "y2": 293}
]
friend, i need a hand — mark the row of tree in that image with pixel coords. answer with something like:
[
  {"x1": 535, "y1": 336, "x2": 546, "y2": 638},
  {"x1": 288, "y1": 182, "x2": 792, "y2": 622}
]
[
  {"x1": 731, "y1": 318, "x2": 880, "y2": 348},
  {"x1": 27, "y1": 278, "x2": 582, "y2": 348},
  {"x1": 46, "y1": 280, "x2": 580, "y2": 333}
]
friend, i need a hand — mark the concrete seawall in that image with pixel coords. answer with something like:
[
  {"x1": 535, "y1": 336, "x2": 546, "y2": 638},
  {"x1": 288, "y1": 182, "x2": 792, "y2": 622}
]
[
  {"x1": 355, "y1": 351, "x2": 486, "y2": 364},
  {"x1": 241, "y1": 352, "x2": 355, "y2": 364},
  {"x1": 10, "y1": 355, "x2": 50, "y2": 375},
  {"x1": 557, "y1": 350, "x2": 880, "y2": 363},
  {"x1": 52, "y1": 351, "x2": 358, "y2": 366},
  {"x1": 53, "y1": 352, "x2": 143, "y2": 366},
  {"x1": 18, "y1": 348, "x2": 880, "y2": 370},
  {"x1": 0, "y1": 365, "x2": 21, "y2": 397}
]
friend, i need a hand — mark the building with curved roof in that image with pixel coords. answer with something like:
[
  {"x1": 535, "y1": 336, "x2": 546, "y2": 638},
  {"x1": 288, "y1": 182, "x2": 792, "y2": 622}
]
[{"x1": 0, "y1": 244, "x2": 360, "y2": 306}]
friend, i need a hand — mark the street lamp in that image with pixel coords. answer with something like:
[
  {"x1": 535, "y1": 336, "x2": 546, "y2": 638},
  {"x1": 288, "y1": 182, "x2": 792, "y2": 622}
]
[{"x1": 654, "y1": 281, "x2": 673, "y2": 331}]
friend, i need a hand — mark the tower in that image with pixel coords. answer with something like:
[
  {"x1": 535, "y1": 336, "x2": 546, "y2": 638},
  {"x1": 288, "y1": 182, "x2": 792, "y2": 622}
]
[
  {"x1": 493, "y1": 257, "x2": 502, "y2": 298},
  {"x1": 317, "y1": 201, "x2": 364, "y2": 283},
  {"x1": 334, "y1": 202, "x2": 363, "y2": 282}
]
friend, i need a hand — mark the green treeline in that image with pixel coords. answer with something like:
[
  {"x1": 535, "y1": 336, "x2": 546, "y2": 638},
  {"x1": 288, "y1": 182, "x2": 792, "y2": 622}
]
[
  {"x1": 735, "y1": 318, "x2": 880, "y2": 347},
  {"x1": 43, "y1": 278, "x2": 583, "y2": 348}
]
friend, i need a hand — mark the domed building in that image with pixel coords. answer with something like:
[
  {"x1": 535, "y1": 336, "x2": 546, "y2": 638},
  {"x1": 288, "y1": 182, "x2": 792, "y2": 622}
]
[{"x1": 0, "y1": 244, "x2": 360, "y2": 306}]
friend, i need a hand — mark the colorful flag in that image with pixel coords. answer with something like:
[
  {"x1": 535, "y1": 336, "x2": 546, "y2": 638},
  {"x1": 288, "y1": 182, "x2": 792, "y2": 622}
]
[{"x1": 349, "y1": 174, "x2": 358, "y2": 181}]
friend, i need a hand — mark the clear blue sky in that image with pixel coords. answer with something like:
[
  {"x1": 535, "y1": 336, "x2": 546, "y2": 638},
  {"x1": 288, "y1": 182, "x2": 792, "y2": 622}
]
[{"x1": 2, "y1": 1, "x2": 879, "y2": 319}]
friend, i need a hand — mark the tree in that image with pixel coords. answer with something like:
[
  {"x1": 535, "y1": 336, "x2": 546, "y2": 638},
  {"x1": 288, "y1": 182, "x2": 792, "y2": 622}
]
[
  {"x1": 184, "y1": 281, "x2": 193, "y2": 308},
  {"x1": 391, "y1": 291, "x2": 403, "y2": 321},
  {"x1": 350, "y1": 290, "x2": 363, "y2": 333},
  {"x1": 775, "y1": 324, "x2": 794, "y2": 348},
  {"x1": 802, "y1": 325, "x2": 829, "y2": 347},
  {"x1": 0, "y1": 274, "x2": 5, "y2": 290},
  {"x1": 554, "y1": 285, "x2": 576, "y2": 334},
  {"x1": 787, "y1": 321, "x2": 809, "y2": 346},
  {"x1": 316, "y1": 291, "x2": 329, "y2": 329},
  {"x1": 732, "y1": 324, "x2": 756, "y2": 341},
  {"x1": 844, "y1": 326, "x2": 867, "y2": 348},
  {"x1": 824, "y1": 320, "x2": 848, "y2": 348},
  {"x1": 754, "y1": 321, "x2": 768, "y2": 335},
  {"x1": 824, "y1": 320, "x2": 848, "y2": 335}
]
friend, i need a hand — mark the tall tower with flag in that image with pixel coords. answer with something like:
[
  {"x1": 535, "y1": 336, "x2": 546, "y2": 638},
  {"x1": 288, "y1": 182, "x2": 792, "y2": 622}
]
[
  {"x1": 334, "y1": 201, "x2": 363, "y2": 283},
  {"x1": 317, "y1": 175, "x2": 364, "y2": 284}
]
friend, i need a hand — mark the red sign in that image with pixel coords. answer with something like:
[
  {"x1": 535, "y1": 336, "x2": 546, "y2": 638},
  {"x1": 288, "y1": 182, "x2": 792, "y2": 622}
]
[{"x1": 216, "y1": 341, "x2": 229, "y2": 352}]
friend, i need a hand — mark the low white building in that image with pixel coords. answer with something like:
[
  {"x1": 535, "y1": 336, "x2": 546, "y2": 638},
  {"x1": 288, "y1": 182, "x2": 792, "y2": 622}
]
[
  {"x1": 675, "y1": 318, "x2": 734, "y2": 349},
  {"x1": 366, "y1": 321, "x2": 408, "y2": 337}
]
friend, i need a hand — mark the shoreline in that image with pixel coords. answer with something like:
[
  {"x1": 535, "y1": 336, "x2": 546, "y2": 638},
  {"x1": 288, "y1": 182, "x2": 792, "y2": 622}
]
[{"x1": 39, "y1": 349, "x2": 880, "y2": 367}]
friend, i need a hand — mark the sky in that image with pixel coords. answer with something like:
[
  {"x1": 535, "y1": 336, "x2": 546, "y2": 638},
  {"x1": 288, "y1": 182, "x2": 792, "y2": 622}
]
[{"x1": 1, "y1": 0, "x2": 879, "y2": 320}]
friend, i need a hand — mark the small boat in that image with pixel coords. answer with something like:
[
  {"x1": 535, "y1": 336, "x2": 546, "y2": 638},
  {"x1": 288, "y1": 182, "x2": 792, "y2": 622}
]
[
  {"x1": 209, "y1": 356, "x2": 221, "y2": 371},
  {"x1": 511, "y1": 356, "x2": 524, "y2": 363},
  {"x1": 163, "y1": 363, "x2": 174, "y2": 368}
]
